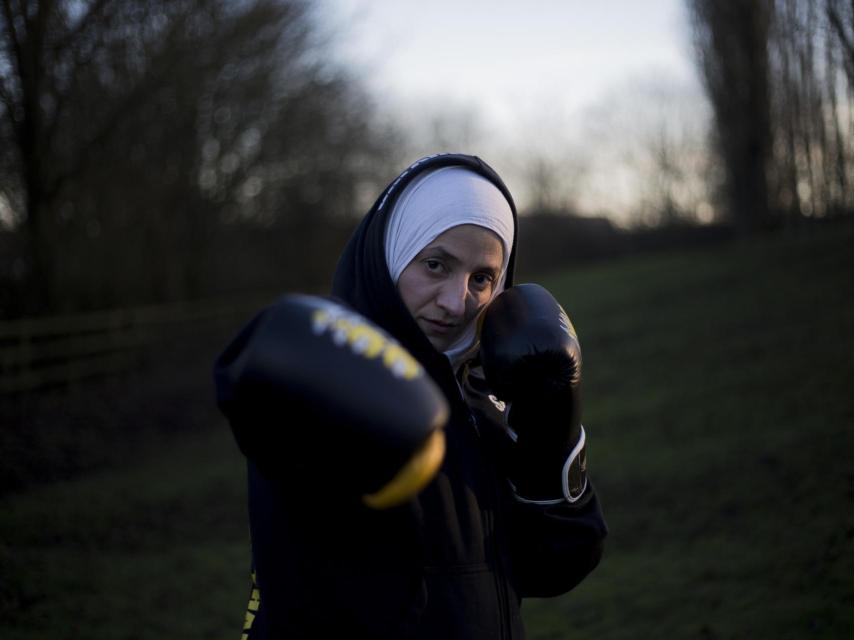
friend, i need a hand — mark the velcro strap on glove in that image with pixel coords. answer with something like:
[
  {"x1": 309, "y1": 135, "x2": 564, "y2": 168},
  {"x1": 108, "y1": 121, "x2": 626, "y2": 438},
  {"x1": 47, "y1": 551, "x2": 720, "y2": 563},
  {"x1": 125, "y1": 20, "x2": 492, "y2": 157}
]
[{"x1": 509, "y1": 425, "x2": 588, "y2": 505}]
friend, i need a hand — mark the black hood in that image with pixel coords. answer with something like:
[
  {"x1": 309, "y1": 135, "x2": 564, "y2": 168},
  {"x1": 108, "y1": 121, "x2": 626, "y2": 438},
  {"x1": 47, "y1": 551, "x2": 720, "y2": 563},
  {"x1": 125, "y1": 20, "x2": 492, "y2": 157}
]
[{"x1": 331, "y1": 153, "x2": 518, "y2": 402}]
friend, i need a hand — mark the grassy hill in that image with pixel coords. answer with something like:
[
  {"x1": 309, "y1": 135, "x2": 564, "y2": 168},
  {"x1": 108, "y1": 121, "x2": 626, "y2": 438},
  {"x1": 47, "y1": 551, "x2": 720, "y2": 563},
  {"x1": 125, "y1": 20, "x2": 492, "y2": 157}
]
[
  {"x1": 2, "y1": 220, "x2": 853, "y2": 639},
  {"x1": 525, "y1": 219, "x2": 854, "y2": 638}
]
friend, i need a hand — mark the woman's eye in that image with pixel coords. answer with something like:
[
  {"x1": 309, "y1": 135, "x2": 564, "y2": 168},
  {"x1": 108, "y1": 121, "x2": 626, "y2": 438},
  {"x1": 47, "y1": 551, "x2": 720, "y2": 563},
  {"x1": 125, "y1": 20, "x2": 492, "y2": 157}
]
[
  {"x1": 424, "y1": 259, "x2": 442, "y2": 272},
  {"x1": 471, "y1": 274, "x2": 494, "y2": 290}
]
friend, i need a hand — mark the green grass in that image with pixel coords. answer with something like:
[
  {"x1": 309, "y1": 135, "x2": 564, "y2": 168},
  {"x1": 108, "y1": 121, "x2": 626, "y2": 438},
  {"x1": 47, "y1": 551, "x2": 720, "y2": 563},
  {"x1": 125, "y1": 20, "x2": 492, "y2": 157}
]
[
  {"x1": 0, "y1": 428, "x2": 250, "y2": 640},
  {"x1": 2, "y1": 221, "x2": 854, "y2": 639},
  {"x1": 524, "y1": 221, "x2": 854, "y2": 639}
]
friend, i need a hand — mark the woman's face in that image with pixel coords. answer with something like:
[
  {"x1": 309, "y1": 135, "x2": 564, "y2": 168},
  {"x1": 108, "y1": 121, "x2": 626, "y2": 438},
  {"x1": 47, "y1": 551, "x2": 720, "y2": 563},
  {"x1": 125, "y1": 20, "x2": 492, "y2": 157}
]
[{"x1": 397, "y1": 224, "x2": 504, "y2": 352}]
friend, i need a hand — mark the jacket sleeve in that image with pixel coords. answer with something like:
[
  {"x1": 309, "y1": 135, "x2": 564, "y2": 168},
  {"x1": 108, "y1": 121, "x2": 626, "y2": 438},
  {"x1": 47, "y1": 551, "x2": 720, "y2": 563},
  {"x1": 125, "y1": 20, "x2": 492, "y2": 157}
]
[
  {"x1": 243, "y1": 460, "x2": 429, "y2": 636},
  {"x1": 506, "y1": 483, "x2": 607, "y2": 597},
  {"x1": 461, "y1": 361, "x2": 608, "y2": 598}
]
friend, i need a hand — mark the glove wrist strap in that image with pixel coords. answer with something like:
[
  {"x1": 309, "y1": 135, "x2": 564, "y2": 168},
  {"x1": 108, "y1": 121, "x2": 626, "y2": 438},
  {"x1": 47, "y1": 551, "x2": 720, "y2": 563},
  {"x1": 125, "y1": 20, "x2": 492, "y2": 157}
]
[{"x1": 510, "y1": 425, "x2": 588, "y2": 505}]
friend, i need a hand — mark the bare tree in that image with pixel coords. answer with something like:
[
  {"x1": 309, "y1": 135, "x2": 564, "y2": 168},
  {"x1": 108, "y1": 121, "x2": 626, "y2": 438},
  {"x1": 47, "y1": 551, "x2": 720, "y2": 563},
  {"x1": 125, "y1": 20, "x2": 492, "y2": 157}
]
[
  {"x1": 768, "y1": 0, "x2": 853, "y2": 220},
  {"x1": 1, "y1": 0, "x2": 394, "y2": 316},
  {"x1": 688, "y1": 0, "x2": 775, "y2": 233},
  {"x1": 690, "y1": 0, "x2": 854, "y2": 230},
  {"x1": 824, "y1": 0, "x2": 853, "y2": 212},
  {"x1": 579, "y1": 76, "x2": 713, "y2": 226}
]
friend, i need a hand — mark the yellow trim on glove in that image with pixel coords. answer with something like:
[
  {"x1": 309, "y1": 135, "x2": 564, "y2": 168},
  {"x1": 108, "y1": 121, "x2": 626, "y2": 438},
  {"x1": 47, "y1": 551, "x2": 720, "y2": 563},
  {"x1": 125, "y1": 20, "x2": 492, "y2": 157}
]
[{"x1": 362, "y1": 430, "x2": 446, "y2": 509}]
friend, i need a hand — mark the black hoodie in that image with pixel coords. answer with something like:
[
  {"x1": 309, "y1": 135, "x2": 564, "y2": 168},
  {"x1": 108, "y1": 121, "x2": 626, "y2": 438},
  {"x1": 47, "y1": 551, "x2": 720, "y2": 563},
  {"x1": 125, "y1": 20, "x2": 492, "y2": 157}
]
[{"x1": 238, "y1": 154, "x2": 607, "y2": 639}]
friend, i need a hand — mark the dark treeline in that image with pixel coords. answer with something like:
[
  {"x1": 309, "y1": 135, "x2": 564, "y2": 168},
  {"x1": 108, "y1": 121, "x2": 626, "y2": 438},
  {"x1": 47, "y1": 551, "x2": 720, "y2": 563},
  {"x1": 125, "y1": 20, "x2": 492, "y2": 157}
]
[
  {"x1": 688, "y1": 0, "x2": 854, "y2": 233},
  {"x1": 0, "y1": 0, "x2": 403, "y2": 319},
  {"x1": 3, "y1": 1, "x2": 854, "y2": 321},
  {"x1": 515, "y1": 212, "x2": 737, "y2": 280}
]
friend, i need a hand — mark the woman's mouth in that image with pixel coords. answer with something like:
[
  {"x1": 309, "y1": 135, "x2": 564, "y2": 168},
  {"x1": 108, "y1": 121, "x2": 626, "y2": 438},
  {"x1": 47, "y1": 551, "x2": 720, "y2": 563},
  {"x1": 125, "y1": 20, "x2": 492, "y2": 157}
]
[{"x1": 422, "y1": 318, "x2": 457, "y2": 333}]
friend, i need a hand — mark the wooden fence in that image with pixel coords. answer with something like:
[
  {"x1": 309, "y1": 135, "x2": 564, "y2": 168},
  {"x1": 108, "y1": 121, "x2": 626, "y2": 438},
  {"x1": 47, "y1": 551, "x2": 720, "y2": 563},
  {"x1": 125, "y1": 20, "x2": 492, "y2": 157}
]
[{"x1": 0, "y1": 294, "x2": 275, "y2": 394}]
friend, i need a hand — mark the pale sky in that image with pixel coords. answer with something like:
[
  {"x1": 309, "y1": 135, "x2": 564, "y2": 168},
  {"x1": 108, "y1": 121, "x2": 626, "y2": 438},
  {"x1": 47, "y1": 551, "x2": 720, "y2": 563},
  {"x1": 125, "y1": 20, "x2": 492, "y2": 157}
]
[
  {"x1": 324, "y1": 0, "x2": 696, "y2": 123},
  {"x1": 319, "y1": 0, "x2": 707, "y2": 220}
]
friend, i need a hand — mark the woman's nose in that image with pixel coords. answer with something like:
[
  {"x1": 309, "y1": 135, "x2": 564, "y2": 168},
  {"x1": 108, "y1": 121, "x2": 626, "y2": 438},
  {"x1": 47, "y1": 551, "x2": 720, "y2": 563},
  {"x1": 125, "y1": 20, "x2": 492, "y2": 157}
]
[{"x1": 436, "y1": 276, "x2": 468, "y2": 317}]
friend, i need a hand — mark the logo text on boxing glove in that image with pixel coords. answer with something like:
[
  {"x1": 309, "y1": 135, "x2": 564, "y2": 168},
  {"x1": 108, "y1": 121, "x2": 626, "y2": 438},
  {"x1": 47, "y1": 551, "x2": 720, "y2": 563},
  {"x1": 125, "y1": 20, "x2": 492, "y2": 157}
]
[{"x1": 312, "y1": 306, "x2": 422, "y2": 380}]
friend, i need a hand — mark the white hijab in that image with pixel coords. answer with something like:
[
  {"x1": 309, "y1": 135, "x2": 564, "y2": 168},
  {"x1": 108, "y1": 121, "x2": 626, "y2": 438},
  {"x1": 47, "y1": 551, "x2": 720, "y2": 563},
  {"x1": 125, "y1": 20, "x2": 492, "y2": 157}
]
[{"x1": 384, "y1": 166, "x2": 515, "y2": 366}]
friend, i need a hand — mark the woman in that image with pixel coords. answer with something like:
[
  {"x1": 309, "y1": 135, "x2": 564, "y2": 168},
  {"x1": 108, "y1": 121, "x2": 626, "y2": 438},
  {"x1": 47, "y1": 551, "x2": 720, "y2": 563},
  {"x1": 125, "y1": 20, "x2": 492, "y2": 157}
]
[{"x1": 220, "y1": 153, "x2": 607, "y2": 639}]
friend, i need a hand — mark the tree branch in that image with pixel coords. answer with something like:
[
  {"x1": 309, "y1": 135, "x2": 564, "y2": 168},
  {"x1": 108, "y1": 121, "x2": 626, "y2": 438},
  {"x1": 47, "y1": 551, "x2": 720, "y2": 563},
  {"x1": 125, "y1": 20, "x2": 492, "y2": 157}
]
[
  {"x1": 1, "y1": 0, "x2": 23, "y2": 68},
  {"x1": 0, "y1": 74, "x2": 15, "y2": 117},
  {"x1": 826, "y1": 3, "x2": 854, "y2": 82},
  {"x1": 52, "y1": 0, "x2": 111, "y2": 52}
]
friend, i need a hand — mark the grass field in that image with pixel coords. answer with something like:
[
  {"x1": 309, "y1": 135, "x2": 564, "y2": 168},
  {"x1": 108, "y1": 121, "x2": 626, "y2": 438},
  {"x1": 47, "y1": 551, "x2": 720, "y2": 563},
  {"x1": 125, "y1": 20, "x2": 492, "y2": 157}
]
[{"x1": 2, "y1": 220, "x2": 853, "y2": 639}]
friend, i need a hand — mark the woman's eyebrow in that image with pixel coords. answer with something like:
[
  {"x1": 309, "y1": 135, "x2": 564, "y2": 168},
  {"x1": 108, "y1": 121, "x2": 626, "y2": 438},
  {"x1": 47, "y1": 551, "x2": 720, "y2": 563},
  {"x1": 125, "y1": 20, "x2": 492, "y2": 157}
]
[
  {"x1": 421, "y1": 246, "x2": 458, "y2": 264},
  {"x1": 422, "y1": 245, "x2": 500, "y2": 276}
]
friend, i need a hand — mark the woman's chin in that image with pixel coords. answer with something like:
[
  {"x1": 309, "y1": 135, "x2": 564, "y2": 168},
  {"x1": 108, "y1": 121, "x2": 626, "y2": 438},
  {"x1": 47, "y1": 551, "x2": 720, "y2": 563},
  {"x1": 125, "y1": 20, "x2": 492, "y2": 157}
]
[
  {"x1": 425, "y1": 335, "x2": 450, "y2": 352},
  {"x1": 421, "y1": 328, "x2": 458, "y2": 353}
]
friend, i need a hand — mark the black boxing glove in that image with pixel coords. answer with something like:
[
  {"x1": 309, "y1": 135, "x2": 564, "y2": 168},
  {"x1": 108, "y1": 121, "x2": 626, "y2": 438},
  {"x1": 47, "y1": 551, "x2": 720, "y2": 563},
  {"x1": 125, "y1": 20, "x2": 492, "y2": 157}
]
[
  {"x1": 214, "y1": 295, "x2": 448, "y2": 509},
  {"x1": 480, "y1": 283, "x2": 588, "y2": 504}
]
